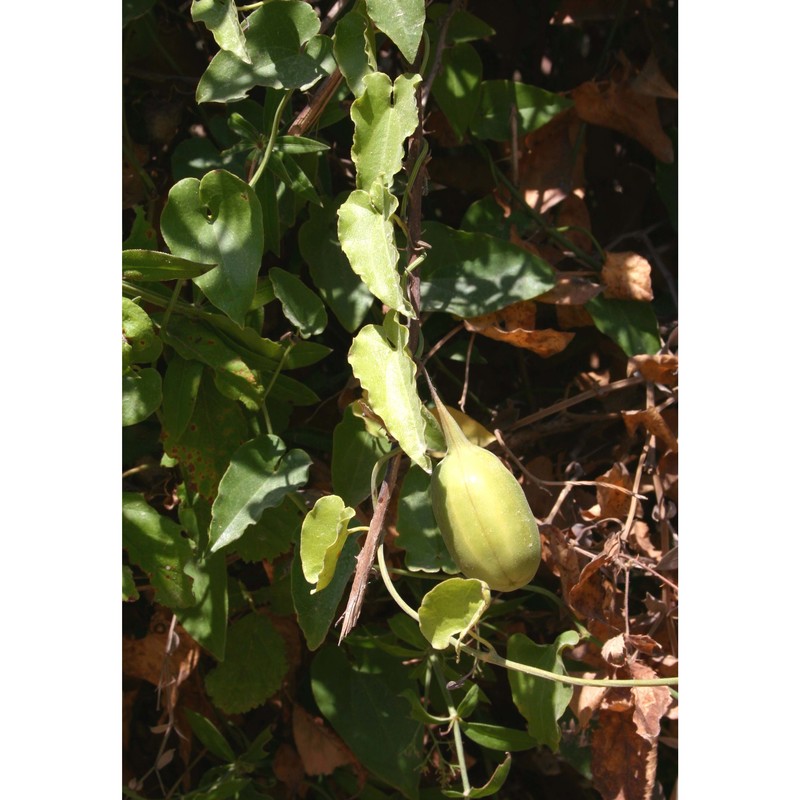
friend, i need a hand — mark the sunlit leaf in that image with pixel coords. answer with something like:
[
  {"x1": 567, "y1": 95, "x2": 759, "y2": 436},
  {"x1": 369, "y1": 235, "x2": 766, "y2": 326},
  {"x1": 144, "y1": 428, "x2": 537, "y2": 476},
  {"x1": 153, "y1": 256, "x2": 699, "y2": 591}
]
[
  {"x1": 191, "y1": 0, "x2": 250, "y2": 63},
  {"x1": 333, "y1": 0, "x2": 376, "y2": 97},
  {"x1": 432, "y1": 43, "x2": 482, "y2": 141},
  {"x1": 365, "y1": 0, "x2": 425, "y2": 63},
  {"x1": 122, "y1": 299, "x2": 162, "y2": 366},
  {"x1": 418, "y1": 577, "x2": 491, "y2": 650},
  {"x1": 300, "y1": 495, "x2": 357, "y2": 593},
  {"x1": 269, "y1": 267, "x2": 328, "y2": 338},
  {"x1": 122, "y1": 249, "x2": 215, "y2": 282}
]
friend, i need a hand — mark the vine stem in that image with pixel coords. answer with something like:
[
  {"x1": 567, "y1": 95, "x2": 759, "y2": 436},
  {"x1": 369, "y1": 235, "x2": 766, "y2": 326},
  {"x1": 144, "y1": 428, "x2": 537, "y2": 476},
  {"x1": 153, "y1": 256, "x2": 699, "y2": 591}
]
[
  {"x1": 431, "y1": 655, "x2": 472, "y2": 797},
  {"x1": 249, "y1": 91, "x2": 293, "y2": 190},
  {"x1": 376, "y1": 545, "x2": 678, "y2": 689}
]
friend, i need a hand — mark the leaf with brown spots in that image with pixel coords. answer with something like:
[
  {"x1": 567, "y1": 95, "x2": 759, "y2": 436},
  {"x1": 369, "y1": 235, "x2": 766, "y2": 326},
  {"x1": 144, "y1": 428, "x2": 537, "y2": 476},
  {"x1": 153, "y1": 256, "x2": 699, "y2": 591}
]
[{"x1": 601, "y1": 252, "x2": 654, "y2": 302}]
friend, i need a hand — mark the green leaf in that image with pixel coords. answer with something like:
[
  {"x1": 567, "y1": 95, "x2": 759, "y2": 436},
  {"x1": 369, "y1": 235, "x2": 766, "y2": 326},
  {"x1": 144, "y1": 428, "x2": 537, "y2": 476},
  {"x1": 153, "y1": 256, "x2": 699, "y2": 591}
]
[
  {"x1": 331, "y1": 403, "x2": 392, "y2": 507},
  {"x1": 122, "y1": 368, "x2": 162, "y2": 426},
  {"x1": 196, "y1": 2, "x2": 332, "y2": 103},
  {"x1": 268, "y1": 267, "x2": 328, "y2": 338},
  {"x1": 171, "y1": 135, "x2": 242, "y2": 182},
  {"x1": 182, "y1": 709, "x2": 237, "y2": 763},
  {"x1": 585, "y1": 296, "x2": 661, "y2": 357},
  {"x1": 205, "y1": 613, "x2": 288, "y2": 713},
  {"x1": 395, "y1": 465, "x2": 458, "y2": 574},
  {"x1": 311, "y1": 646, "x2": 424, "y2": 799},
  {"x1": 122, "y1": 493, "x2": 195, "y2": 608},
  {"x1": 419, "y1": 222, "x2": 556, "y2": 317},
  {"x1": 191, "y1": 0, "x2": 250, "y2": 63},
  {"x1": 462, "y1": 753, "x2": 512, "y2": 798},
  {"x1": 162, "y1": 356, "x2": 204, "y2": 441},
  {"x1": 161, "y1": 170, "x2": 264, "y2": 326},
  {"x1": 122, "y1": 298, "x2": 162, "y2": 365},
  {"x1": 274, "y1": 134, "x2": 330, "y2": 155},
  {"x1": 254, "y1": 164, "x2": 282, "y2": 257},
  {"x1": 234, "y1": 497, "x2": 303, "y2": 562},
  {"x1": 338, "y1": 186, "x2": 412, "y2": 317},
  {"x1": 507, "y1": 630, "x2": 580, "y2": 752},
  {"x1": 427, "y1": 4, "x2": 495, "y2": 44},
  {"x1": 123, "y1": 249, "x2": 216, "y2": 282},
  {"x1": 300, "y1": 199, "x2": 375, "y2": 332},
  {"x1": 123, "y1": 564, "x2": 139, "y2": 602},
  {"x1": 268, "y1": 150, "x2": 322, "y2": 207},
  {"x1": 348, "y1": 314, "x2": 431, "y2": 472},
  {"x1": 209, "y1": 435, "x2": 311, "y2": 552},
  {"x1": 292, "y1": 533, "x2": 359, "y2": 651},
  {"x1": 123, "y1": 206, "x2": 158, "y2": 250},
  {"x1": 178, "y1": 551, "x2": 229, "y2": 660},
  {"x1": 162, "y1": 370, "x2": 250, "y2": 501},
  {"x1": 470, "y1": 80, "x2": 573, "y2": 141},
  {"x1": 461, "y1": 722, "x2": 537, "y2": 752},
  {"x1": 161, "y1": 316, "x2": 265, "y2": 410},
  {"x1": 431, "y1": 43, "x2": 482, "y2": 141},
  {"x1": 417, "y1": 578, "x2": 491, "y2": 650},
  {"x1": 300, "y1": 495, "x2": 357, "y2": 593},
  {"x1": 351, "y1": 72, "x2": 422, "y2": 190},
  {"x1": 365, "y1": 0, "x2": 425, "y2": 63},
  {"x1": 400, "y1": 689, "x2": 450, "y2": 725},
  {"x1": 333, "y1": 0, "x2": 376, "y2": 98},
  {"x1": 456, "y1": 683, "x2": 481, "y2": 719}
]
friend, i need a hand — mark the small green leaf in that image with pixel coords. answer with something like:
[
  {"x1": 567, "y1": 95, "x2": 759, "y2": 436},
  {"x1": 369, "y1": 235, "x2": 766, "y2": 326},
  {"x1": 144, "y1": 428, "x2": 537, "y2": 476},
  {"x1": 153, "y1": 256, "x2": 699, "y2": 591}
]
[
  {"x1": 427, "y1": 4, "x2": 496, "y2": 44},
  {"x1": 196, "y1": 2, "x2": 332, "y2": 102},
  {"x1": 351, "y1": 71, "x2": 422, "y2": 190},
  {"x1": 123, "y1": 565, "x2": 139, "y2": 602},
  {"x1": 419, "y1": 222, "x2": 556, "y2": 317},
  {"x1": 205, "y1": 613, "x2": 288, "y2": 713},
  {"x1": 400, "y1": 689, "x2": 450, "y2": 725},
  {"x1": 122, "y1": 299, "x2": 162, "y2": 366},
  {"x1": 122, "y1": 369, "x2": 162, "y2": 426},
  {"x1": 365, "y1": 0, "x2": 425, "y2": 63},
  {"x1": 348, "y1": 314, "x2": 431, "y2": 472},
  {"x1": 268, "y1": 150, "x2": 322, "y2": 207},
  {"x1": 269, "y1": 267, "x2": 328, "y2": 338},
  {"x1": 461, "y1": 722, "x2": 537, "y2": 752},
  {"x1": 507, "y1": 630, "x2": 581, "y2": 752},
  {"x1": 161, "y1": 170, "x2": 264, "y2": 326},
  {"x1": 331, "y1": 403, "x2": 392, "y2": 507},
  {"x1": 300, "y1": 198, "x2": 375, "y2": 332},
  {"x1": 465, "y1": 753, "x2": 512, "y2": 798},
  {"x1": 182, "y1": 709, "x2": 237, "y2": 763},
  {"x1": 274, "y1": 134, "x2": 330, "y2": 155},
  {"x1": 123, "y1": 249, "x2": 216, "y2": 282},
  {"x1": 333, "y1": 0, "x2": 376, "y2": 98},
  {"x1": 292, "y1": 533, "x2": 359, "y2": 651},
  {"x1": 162, "y1": 356, "x2": 204, "y2": 441},
  {"x1": 431, "y1": 43, "x2": 482, "y2": 141},
  {"x1": 122, "y1": 493, "x2": 195, "y2": 608},
  {"x1": 585, "y1": 296, "x2": 661, "y2": 357},
  {"x1": 396, "y1": 465, "x2": 458, "y2": 574},
  {"x1": 209, "y1": 435, "x2": 311, "y2": 552},
  {"x1": 456, "y1": 683, "x2": 481, "y2": 719},
  {"x1": 178, "y1": 551, "x2": 229, "y2": 660},
  {"x1": 337, "y1": 186, "x2": 412, "y2": 317},
  {"x1": 418, "y1": 578, "x2": 491, "y2": 650},
  {"x1": 191, "y1": 0, "x2": 250, "y2": 63},
  {"x1": 471, "y1": 80, "x2": 573, "y2": 141},
  {"x1": 300, "y1": 495, "x2": 357, "y2": 593}
]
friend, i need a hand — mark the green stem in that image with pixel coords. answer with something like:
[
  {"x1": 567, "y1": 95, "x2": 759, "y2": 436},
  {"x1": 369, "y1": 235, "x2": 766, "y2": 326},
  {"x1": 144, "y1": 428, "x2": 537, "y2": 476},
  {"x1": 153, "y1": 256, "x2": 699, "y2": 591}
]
[
  {"x1": 376, "y1": 545, "x2": 678, "y2": 689},
  {"x1": 431, "y1": 655, "x2": 472, "y2": 797},
  {"x1": 159, "y1": 279, "x2": 184, "y2": 333},
  {"x1": 249, "y1": 91, "x2": 293, "y2": 190}
]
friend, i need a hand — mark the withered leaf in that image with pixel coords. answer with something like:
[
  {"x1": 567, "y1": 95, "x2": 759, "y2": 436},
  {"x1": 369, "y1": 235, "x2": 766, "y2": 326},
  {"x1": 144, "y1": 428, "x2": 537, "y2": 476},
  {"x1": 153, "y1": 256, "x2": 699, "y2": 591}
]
[
  {"x1": 602, "y1": 252, "x2": 654, "y2": 302},
  {"x1": 537, "y1": 273, "x2": 604, "y2": 306},
  {"x1": 629, "y1": 662, "x2": 672, "y2": 742},
  {"x1": 568, "y1": 549, "x2": 625, "y2": 634},
  {"x1": 596, "y1": 463, "x2": 634, "y2": 520},
  {"x1": 292, "y1": 704, "x2": 360, "y2": 778},
  {"x1": 569, "y1": 676, "x2": 608, "y2": 730},
  {"x1": 622, "y1": 407, "x2": 678, "y2": 453},
  {"x1": 542, "y1": 524, "x2": 582, "y2": 597},
  {"x1": 627, "y1": 354, "x2": 678, "y2": 387}
]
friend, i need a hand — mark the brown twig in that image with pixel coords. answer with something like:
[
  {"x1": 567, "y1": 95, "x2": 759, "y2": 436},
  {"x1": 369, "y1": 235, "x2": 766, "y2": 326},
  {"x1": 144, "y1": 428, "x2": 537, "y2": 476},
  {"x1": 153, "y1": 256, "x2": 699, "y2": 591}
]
[
  {"x1": 339, "y1": 454, "x2": 401, "y2": 641},
  {"x1": 287, "y1": 68, "x2": 343, "y2": 136}
]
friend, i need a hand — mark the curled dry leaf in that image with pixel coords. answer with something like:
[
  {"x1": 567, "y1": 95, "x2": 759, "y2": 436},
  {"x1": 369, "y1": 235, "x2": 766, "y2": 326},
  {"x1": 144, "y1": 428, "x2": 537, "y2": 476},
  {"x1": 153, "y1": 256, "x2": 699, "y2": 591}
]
[
  {"x1": 569, "y1": 675, "x2": 608, "y2": 730},
  {"x1": 464, "y1": 300, "x2": 575, "y2": 357},
  {"x1": 292, "y1": 704, "x2": 361, "y2": 779},
  {"x1": 516, "y1": 108, "x2": 585, "y2": 213},
  {"x1": 630, "y1": 52, "x2": 679, "y2": 99},
  {"x1": 601, "y1": 252, "x2": 654, "y2": 302},
  {"x1": 556, "y1": 303, "x2": 595, "y2": 328},
  {"x1": 601, "y1": 633, "x2": 627, "y2": 668},
  {"x1": 628, "y1": 662, "x2": 673, "y2": 742},
  {"x1": 568, "y1": 548, "x2": 626, "y2": 635},
  {"x1": 541, "y1": 524, "x2": 582, "y2": 597},
  {"x1": 622, "y1": 407, "x2": 678, "y2": 453},
  {"x1": 596, "y1": 463, "x2": 634, "y2": 520},
  {"x1": 572, "y1": 69, "x2": 674, "y2": 163},
  {"x1": 627, "y1": 354, "x2": 678, "y2": 387},
  {"x1": 630, "y1": 519, "x2": 661, "y2": 560}
]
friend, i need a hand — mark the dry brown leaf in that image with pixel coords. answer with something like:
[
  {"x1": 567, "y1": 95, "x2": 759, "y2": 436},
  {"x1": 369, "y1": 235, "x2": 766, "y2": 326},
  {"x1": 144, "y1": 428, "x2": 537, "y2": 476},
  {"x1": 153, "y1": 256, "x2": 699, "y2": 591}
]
[
  {"x1": 629, "y1": 662, "x2": 672, "y2": 742},
  {"x1": 630, "y1": 520, "x2": 661, "y2": 560},
  {"x1": 464, "y1": 300, "x2": 575, "y2": 357},
  {"x1": 630, "y1": 52, "x2": 678, "y2": 99},
  {"x1": 273, "y1": 743, "x2": 307, "y2": 797},
  {"x1": 552, "y1": 191, "x2": 594, "y2": 252},
  {"x1": 622, "y1": 408, "x2": 678, "y2": 453},
  {"x1": 572, "y1": 75, "x2": 674, "y2": 163},
  {"x1": 602, "y1": 252, "x2": 654, "y2": 302},
  {"x1": 568, "y1": 549, "x2": 626, "y2": 634},
  {"x1": 517, "y1": 108, "x2": 585, "y2": 212},
  {"x1": 601, "y1": 633, "x2": 627, "y2": 668},
  {"x1": 556, "y1": 304, "x2": 595, "y2": 328},
  {"x1": 537, "y1": 273, "x2": 604, "y2": 305},
  {"x1": 657, "y1": 451, "x2": 678, "y2": 502},
  {"x1": 596, "y1": 463, "x2": 634, "y2": 519},
  {"x1": 541, "y1": 524, "x2": 582, "y2": 596},
  {"x1": 569, "y1": 676, "x2": 608, "y2": 730},
  {"x1": 292, "y1": 705, "x2": 360, "y2": 778},
  {"x1": 627, "y1": 354, "x2": 678, "y2": 387},
  {"x1": 591, "y1": 709, "x2": 658, "y2": 800}
]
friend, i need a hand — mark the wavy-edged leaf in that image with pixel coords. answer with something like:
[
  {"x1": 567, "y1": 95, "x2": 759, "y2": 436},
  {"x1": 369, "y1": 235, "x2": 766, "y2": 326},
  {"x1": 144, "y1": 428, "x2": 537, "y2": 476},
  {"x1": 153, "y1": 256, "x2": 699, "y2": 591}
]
[
  {"x1": 122, "y1": 249, "x2": 215, "y2": 282},
  {"x1": 209, "y1": 435, "x2": 311, "y2": 553},
  {"x1": 418, "y1": 577, "x2": 491, "y2": 650},
  {"x1": 419, "y1": 222, "x2": 556, "y2": 317},
  {"x1": 122, "y1": 368, "x2": 162, "y2": 426},
  {"x1": 348, "y1": 314, "x2": 431, "y2": 472},
  {"x1": 300, "y1": 495, "x2": 357, "y2": 593},
  {"x1": 333, "y1": 1, "x2": 376, "y2": 98},
  {"x1": 338, "y1": 185, "x2": 412, "y2": 316},
  {"x1": 196, "y1": 2, "x2": 332, "y2": 103},
  {"x1": 191, "y1": 0, "x2": 250, "y2": 63},
  {"x1": 351, "y1": 71, "x2": 421, "y2": 190},
  {"x1": 365, "y1": 0, "x2": 425, "y2": 63},
  {"x1": 161, "y1": 170, "x2": 263, "y2": 326},
  {"x1": 269, "y1": 267, "x2": 328, "y2": 338},
  {"x1": 507, "y1": 630, "x2": 581, "y2": 752},
  {"x1": 471, "y1": 80, "x2": 573, "y2": 141},
  {"x1": 205, "y1": 613, "x2": 288, "y2": 713},
  {"x1": 122, "y1": 493, "x2": 194, "y2": 608}
]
